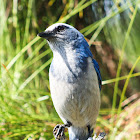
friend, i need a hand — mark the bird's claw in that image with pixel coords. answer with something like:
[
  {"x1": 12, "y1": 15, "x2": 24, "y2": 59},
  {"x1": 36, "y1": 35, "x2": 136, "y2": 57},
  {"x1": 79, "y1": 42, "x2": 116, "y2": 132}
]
[
  {"x1": 99, "y1": 132, "x2": 106, "y2": 138},
  {"x1": 53, "y1": 124, "x2": 65, "y2": 140},
  {"x1": 93, "y1": 132, "x2": 106, "y2": 140}
]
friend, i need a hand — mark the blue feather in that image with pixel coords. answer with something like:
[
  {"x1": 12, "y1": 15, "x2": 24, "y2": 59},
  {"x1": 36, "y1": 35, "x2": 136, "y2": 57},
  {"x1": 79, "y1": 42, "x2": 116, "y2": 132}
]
[
  {"x1": 78, "y1": 39, "x2": 102, "y2": 90},
  {"x1": 92, "y1": 59, "x2": 102, "y2": 90},
  {"x1": 82, "y1": 40, "x2": 102, "y2": 90}
]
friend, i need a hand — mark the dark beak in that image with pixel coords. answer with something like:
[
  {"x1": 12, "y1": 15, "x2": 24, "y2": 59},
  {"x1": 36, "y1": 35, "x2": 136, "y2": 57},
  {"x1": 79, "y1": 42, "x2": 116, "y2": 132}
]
[{"x1": 37, "y1": 31, "x2": 54, "y2": 38}]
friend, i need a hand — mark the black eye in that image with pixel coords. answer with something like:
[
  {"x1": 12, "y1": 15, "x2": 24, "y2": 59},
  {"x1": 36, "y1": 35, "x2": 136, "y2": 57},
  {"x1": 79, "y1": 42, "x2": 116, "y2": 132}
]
[{"x1": 57, "y1": 26, "x2": 65, "y2": 32}]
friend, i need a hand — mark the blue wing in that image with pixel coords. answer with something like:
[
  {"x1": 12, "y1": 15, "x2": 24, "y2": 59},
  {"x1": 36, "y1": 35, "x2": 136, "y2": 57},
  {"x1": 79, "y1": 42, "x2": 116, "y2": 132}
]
[
  {"x1": 92, "y1": 59, "x2": 102, "y2": 90},
  {"x1": 78, "y1": 40, "x2": 102, "y2": 90},
  {"x1": 81, "y1": 42, "x2": 102, "y2": 90}
]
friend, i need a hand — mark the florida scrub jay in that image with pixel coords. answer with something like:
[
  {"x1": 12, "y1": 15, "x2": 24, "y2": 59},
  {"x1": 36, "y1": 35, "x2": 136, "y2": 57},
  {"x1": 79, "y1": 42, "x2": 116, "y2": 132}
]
[{"x1": 38, "y1": 23, "x2": 101, "y2": 140}]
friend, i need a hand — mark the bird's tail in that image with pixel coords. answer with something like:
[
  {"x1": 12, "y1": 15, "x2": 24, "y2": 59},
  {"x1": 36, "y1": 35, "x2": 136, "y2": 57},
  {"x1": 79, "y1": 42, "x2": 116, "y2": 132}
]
[{"x1": 68, "y1": 126, "x2": 93, "y2": 140}]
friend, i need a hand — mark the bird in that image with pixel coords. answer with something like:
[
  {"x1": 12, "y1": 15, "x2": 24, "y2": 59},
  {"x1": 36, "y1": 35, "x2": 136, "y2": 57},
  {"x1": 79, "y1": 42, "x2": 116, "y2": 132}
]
[{"x1": 38, "y1": 23, "x2": 102, "y2": 140}]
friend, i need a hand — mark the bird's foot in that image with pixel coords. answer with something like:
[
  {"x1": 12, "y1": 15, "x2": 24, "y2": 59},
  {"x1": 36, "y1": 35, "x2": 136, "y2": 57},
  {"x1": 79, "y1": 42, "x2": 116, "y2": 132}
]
[
  {"x1": 92, "y1": 132, "x2": 106, "y2": 140},
  {"x1": 53, "y1": 124, "x2": 65, "y2": 140},
  {"x1": 53, "y1": 122, "x2": 72, "y2": 140}
]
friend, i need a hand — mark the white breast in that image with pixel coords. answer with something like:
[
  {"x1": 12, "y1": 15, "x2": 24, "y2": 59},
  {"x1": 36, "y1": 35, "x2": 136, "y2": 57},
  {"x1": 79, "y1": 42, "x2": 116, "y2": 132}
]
[{"x1": 49, "y1": 57, "x2": 100, "y2": 128}]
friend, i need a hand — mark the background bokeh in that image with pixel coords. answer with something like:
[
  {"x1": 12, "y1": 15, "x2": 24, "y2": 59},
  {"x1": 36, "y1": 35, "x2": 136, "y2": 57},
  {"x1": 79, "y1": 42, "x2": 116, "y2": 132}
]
[{"x1": 0, "y1": 0, "x2": 140, "y2": 139}]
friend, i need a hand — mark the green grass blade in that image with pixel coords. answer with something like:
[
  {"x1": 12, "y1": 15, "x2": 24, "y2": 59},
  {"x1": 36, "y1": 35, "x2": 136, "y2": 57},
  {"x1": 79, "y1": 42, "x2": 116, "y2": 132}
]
[
  {"x1": 18, "y1": 58, "x2": 52, "y2": 93},
  {"x1": 7, "y1": 37, "x2": 40, "y2": 70},
  {"x1": 58, "y1": 0, "x2": 97, "y2": 23},
  {"x1": 111, "y1": 3, "x2": 138, "y2": 118},
  {"x1": 118, "y1": 56, "x2": 140, "y2": 114},
  {"x1": 102, "y1": 72, "x2": 140, "y2": 85},
  {"x1": 22, "y1": 0, "x2": 33, "y2": 47}
]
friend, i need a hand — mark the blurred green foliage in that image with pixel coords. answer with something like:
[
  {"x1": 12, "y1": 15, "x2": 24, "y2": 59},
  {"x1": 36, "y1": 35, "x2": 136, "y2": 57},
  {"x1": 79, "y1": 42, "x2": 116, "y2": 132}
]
[{"x1": 0, "y1": 0, "x2": 140, "y2": 139}]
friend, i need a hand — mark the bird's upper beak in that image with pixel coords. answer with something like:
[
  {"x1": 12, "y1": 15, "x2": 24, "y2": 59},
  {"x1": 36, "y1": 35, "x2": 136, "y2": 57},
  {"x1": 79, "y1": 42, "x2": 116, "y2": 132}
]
[{"x1": 37, "y1": 31, "x2": 54, "y2": 39}]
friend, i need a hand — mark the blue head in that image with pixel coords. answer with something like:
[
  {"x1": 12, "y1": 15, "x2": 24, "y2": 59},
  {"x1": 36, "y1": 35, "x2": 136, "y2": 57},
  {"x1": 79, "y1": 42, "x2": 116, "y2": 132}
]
[
  {"x1": 38, "y1": 23, "x2": 89, "y2": 51},
  {"x1": 38, "y1": 23, "x2": 101, "y2": 89}
]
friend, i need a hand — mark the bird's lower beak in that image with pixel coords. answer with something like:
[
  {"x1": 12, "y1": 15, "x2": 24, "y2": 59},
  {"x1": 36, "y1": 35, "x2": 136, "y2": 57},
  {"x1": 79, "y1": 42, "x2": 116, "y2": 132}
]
[{"x1": 37, "y1": 31, "x2": 53, "y2": 38}]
